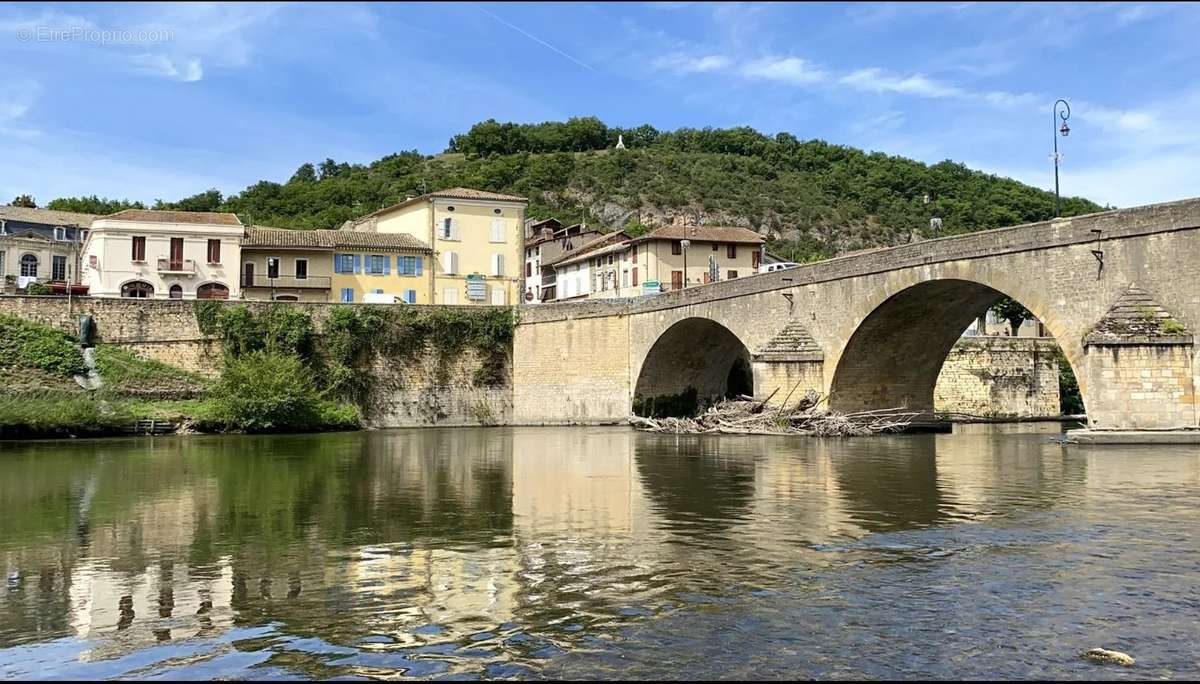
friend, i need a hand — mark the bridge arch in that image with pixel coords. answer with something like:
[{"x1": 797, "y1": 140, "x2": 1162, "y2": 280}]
[
  {"x1": 828, "y1": 278, "x2": 1086, "y2": 415},
  {"x1": 633, "y1": 317, "x2": 754, "y2": 416}
]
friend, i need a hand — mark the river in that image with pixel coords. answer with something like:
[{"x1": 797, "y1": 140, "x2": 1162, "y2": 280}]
[{"x1": 0, "y1": 426, "x2": 1197, "y2": 679}]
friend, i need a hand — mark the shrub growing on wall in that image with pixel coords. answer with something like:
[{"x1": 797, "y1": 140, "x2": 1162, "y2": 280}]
[{"x1": 197, "y1": 351, "x2": 358, "y2": 432}]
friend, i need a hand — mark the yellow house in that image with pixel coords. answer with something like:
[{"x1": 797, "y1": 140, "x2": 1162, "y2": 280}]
[
  {"x1": 344, "y1": 187, "x2": 527, "y2": 305},
  {"x1": 326, "y1": 231, "x2": 433, "y2": 304}
]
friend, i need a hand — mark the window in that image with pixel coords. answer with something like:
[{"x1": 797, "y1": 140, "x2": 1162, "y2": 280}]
[
  {"x1": 672, "y1": 241, "x2": 682, "y2": 255},
  {"x1": 441, "y1": 217, "x2": 460, "y2": 240},
  {"x1": 374, "y1": 288, "x2": 383, "y2": 294},
  {"x1": 525, "y1": 261, "x2": 532, "y2": 278},
  {"x1": 631, "y1": 246, "x2": 638, "y2": 264},
  {"x1": 442, "y1": 251, "x2": 458, "y2": 275},
  {"x1": 728, "y1": 270, "x2": 739, "y2": 279},
  {"x1": 295, "y1": 259, "x2": 308, "y2": 280},
  {"x1": 622, "y1": 269, "x2": 629, "y2": 288},
  {"x1": 490, "y1": 286, "x2": 506, "y2": 305},
  {"x1": 493, "y1": 208, "x2": 502, "y2": 215},
  {"x1": 341, "y1": 288, "x2": 354, "y2": 303},
  {"x1": 334, "y1": 253, "x2": 357, "y2": 274},
  {"x1": 54, "y1": 227, "x2": 65, "y2": 241},
  {"x1": 169, "y1": 238, "x2": 184, "y2": 269},
  {"x1": 442, "y1": 287, "x2": 458, "y2": 305},
  {"x1": 197, "y1": 283, "x2": 229, "y2": 299},
  {"x1": 367, "y1": 255, "x2": 388, "y2": 275},
  {"x1": 446, "y1": 206, "x2": 456, "y2": 212},
  {"x1": 52, "y1": 255, "x2": 66, "y2": 281},
  {"x1": 608, "y1": 254, "x2": 614, "y2": 265},
  {"x1": 121, "y1": 281, "x2": 153, "y2": 298},
  {"x1": 490, "y1": 219, "x2": 505, "y2": 243},
  {"x1": 752, "y1": 250, "x2": 761, "y2": 269},
  {"x1": 207, "y1": 239, "x2": 221, "y2": 264},
  {"x1": 397, "y1": 255, "x2": 422, "y2": 276},
  {"x1": 267, "y1": 257, "x2": 280, "y2": 279},
  {"x1": 169, "y1": 284, "x2": 183, "y2": 299},
  {"x1": 243, "y1": 262, "x2": 255, "y2": 286},
  {"x1": 405, "y1": 289, "x2": 417, "y2": 304},
  {"x1": 131, "y1": 236, "x2": 146, "y2": 262},
  {"x1": 491, "y1": 253, "x2": 505, "y2": 276},
  {"x1": 20, "y1": 254, "x2": 37, "y2": 277},
  {"x1": 632, "y1": 267, "x2": 638, "y2": 287},
  {"x1": 727, "y1": 244, "x2": 738, "y2": 259},
  {"x1": 712, "y1": 242, "x2": 719, "y2": 251}
]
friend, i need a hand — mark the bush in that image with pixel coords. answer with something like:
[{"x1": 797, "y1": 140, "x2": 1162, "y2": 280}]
[
  {"x1": 0, "y1": 314, "x2": 86, "y2": 376},
  {"x1": 196, "y1": 351, "x2": 359, "y2": 432},
  {"x1": 0, "y1": 392, "x2": 133, "y2": 436},
  {"x1": 24, "y1": 282, "x2": 53, "y2": 295}
]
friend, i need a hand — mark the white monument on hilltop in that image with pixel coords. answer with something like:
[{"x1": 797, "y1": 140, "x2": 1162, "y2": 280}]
[{"x1": 615, "y1": 134, "x2": 626, "y2": 150}]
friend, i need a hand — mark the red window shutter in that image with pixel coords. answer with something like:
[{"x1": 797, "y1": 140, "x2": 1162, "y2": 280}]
[
  {"x1": 631, "y1": 246, "x2": 638, "y2": 264},
  {"x1": 208, "y1": 239, "x2": 220, "y2": 263},
  {"x1": 632, "y1": 267, "x2": 638, "y2": 286},
  {"x1": 132, "y1": 236, "x2": 145, "y2": 261},
  {"x1": 672, "y1": 241, "x2": 682, "y2": 255},
  {"x1": 752, "y1": 250, "x2": 761, "y2": 268},
  {"x1": 727, "y1": 244, "x2": 737, "y2": 259},
  {"x1": 671, "y1": 270, "x2": 683, "y2": 289}
]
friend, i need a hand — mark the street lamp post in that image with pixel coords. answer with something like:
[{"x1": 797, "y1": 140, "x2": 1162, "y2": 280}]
[
  {"x1": 1053, "y1": 99, "x2": 1071, "y2": 218},
  {"x1": 680, "y1": 239, "x2": 691, "y2": 288}
]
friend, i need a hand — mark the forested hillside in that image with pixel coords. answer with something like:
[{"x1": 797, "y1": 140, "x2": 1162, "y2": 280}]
[{"x1": 46, "y1": 117, "x2": 1103, "y2": 262}]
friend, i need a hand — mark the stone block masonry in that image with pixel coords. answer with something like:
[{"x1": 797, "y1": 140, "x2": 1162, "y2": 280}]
[{"x1": 934, "y1": 337, "x2": 1061, "y2": 418}]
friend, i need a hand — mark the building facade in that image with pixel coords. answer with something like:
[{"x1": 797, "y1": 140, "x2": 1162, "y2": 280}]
[
  {"x1": 82, "y1": 210, "x2": 244, "y2": 300},
  {"x1": 0, "y1": 206, "x2": 95, "y2": 290},
  {"x1": 548, "y1": 225, "x2": 764, "y2": 301},
  {"x1": 344, "y1": 187, "x2": 526, "y2": 306},
  {"x1": 523, "y1": 219, "x2": 601, "y2": 303},
  {"x1": 326, "y1": 231, "x2": 432, "y2": 304},
  {"x1": 240, "y1": 226, "x2": 334, "y2": 302}
]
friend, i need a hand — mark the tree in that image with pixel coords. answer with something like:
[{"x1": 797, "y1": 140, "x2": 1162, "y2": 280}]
[
  {"x1": 990, "y1": 297, "x2": 1033, "y2": 336},
  {"x1": 10, "y1": 194, "x2": 36, "y2": 208},
  {"x1": 288, "y1": 163, "x2": 317, "y2": 184},
  {"x1": 155, "y1": 188, "x2": 223, "y2": 213},
  {"x1": 47, "y1": 195, "x2": 145, "y2": 215}
]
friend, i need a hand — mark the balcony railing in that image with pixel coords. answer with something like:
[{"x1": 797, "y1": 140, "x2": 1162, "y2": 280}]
[
  {"x1": 241, "y1": 274, "x2": 331, "y2": 289},
  {"x1": 157, "y1": 258, "x2": 196, "y2": 275}
]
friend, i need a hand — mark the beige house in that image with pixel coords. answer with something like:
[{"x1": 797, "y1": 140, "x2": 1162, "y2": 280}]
[
  {"x1": 550, "y1": 225, "x2": 765, "y2": 300},
  {"x1": 82, "y1": 209, "x2": 244, "y2": 299},
  {"x1": 0, "y1": 206, "x2": 95, "y2": 290},
  {"x1": 240, "y1": 226, "x2": 334, "y2": 302},
  {"x1": 344, "y1": 187, "x2": 526, "y2": 305}
]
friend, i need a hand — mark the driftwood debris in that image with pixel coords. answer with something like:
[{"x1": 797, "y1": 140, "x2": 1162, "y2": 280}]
[{"x1": 630, "y1": 390, "x2": 921, "y2": 437}]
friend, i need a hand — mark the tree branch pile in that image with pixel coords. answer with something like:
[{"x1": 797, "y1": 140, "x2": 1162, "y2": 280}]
[{"x1": 629, "y1": 389, "x2": 921, "y2": 436}]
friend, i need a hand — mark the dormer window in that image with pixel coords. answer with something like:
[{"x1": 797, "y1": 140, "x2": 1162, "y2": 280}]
[{"x1": 54, "y1": 227, "x2": 65, "y2": 241}]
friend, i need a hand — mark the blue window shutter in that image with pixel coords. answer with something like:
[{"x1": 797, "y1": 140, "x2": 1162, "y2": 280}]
[
  {"x1": 383, "y1": 256, "x2": 390, "y2": 275},
  {"x1": 416, "y1": 256, "x2": 423, "y2": 276},
  {"x1": 333, "y1": 253, "x2": 342, "y2": 274},
  {"x1": 353, "y1": 255, "x2": 361, "y2": 274},
  {"x1": 397, "y1": 255, "x2": 404, "y2": 274},
  {"x1": 407, "y1": 289, "x2": 416, "y2": 303}
]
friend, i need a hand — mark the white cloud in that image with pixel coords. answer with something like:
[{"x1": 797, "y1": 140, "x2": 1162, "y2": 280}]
[
  {"x1": 132, "y1": 54, "x2": 203, "y2": 82},
  {"x1": 653, "y1": 52, "x2": 733, "y2": 74},
  {"x1": 0, "y1": 79, "x2": 41, "y2": 139},
  {"x1": 740, "y1": 56, "x2": 827, "y2": 85},
  {"x1": 840, "y1": 68, "x2": 962, "y2": 98}
]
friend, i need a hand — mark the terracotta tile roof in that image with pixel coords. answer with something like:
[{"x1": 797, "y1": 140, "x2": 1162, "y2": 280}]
[
  {"x1": 545, "y1": 231, "x2": 631, "y2": 267},
  {"x1": 319, "y1": 230, "x2": 432, "y2": 253},
  {"x1": 103, "y1": 209, "x2": 243, "y2": 226},
  {"x1": 0, "y1": 205, "x2": 96, "y2": 226},
  {"x1": 636, "y1": 224, "x2": 765, "y2": 245},
  {"x1": 345, "y1": 186, "x2": 528, "y2": 229},
  {"x1": 242, "y1": 225, "x2": 327, "y2": 248}
]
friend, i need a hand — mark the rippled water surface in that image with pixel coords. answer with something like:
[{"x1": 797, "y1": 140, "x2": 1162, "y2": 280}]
[{"x1": 1, "y1": 426, "x2": 1198, "y2": 680}]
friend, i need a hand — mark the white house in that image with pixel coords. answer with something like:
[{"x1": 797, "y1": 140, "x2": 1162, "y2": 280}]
[{"x1": 82, "y1": 209, "x2": 244, "y2": 299}]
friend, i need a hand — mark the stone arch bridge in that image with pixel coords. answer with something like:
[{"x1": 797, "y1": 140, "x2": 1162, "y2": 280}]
[{"x1": 513, "y1": 198, "x2": 1200, "y2": 431}]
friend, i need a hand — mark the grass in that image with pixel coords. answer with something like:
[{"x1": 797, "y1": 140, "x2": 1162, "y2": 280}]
[{"x1": 92, "y1": 345, "x2": 209, "y2": 394}]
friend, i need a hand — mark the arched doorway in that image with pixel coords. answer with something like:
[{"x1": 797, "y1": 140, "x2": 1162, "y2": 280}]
[
  {"x1": 829, "y1": 279, "x2": 1084, "y2": 416},
  {"x1": 197, "y1": 283, "x2": 230, "y2": 300},
  {"x1": 633, "y1": 317, "x2": 753, "y2": 417},
  {"x1": 169, "y1": 284, "x2": 183, "y2": 299},
  {"x1": 120, "y1": 280, "x2": 154, "y2": 298}
]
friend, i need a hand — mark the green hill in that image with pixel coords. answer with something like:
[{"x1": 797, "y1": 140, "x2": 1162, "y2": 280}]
[{"x1": 48, "y1": 117, "x2": 1104, "y2": 262}]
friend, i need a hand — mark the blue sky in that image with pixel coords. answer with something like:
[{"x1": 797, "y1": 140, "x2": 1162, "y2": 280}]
[{"x1": 1, "y1": 2, "x2": 1197, "y2": 209}]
